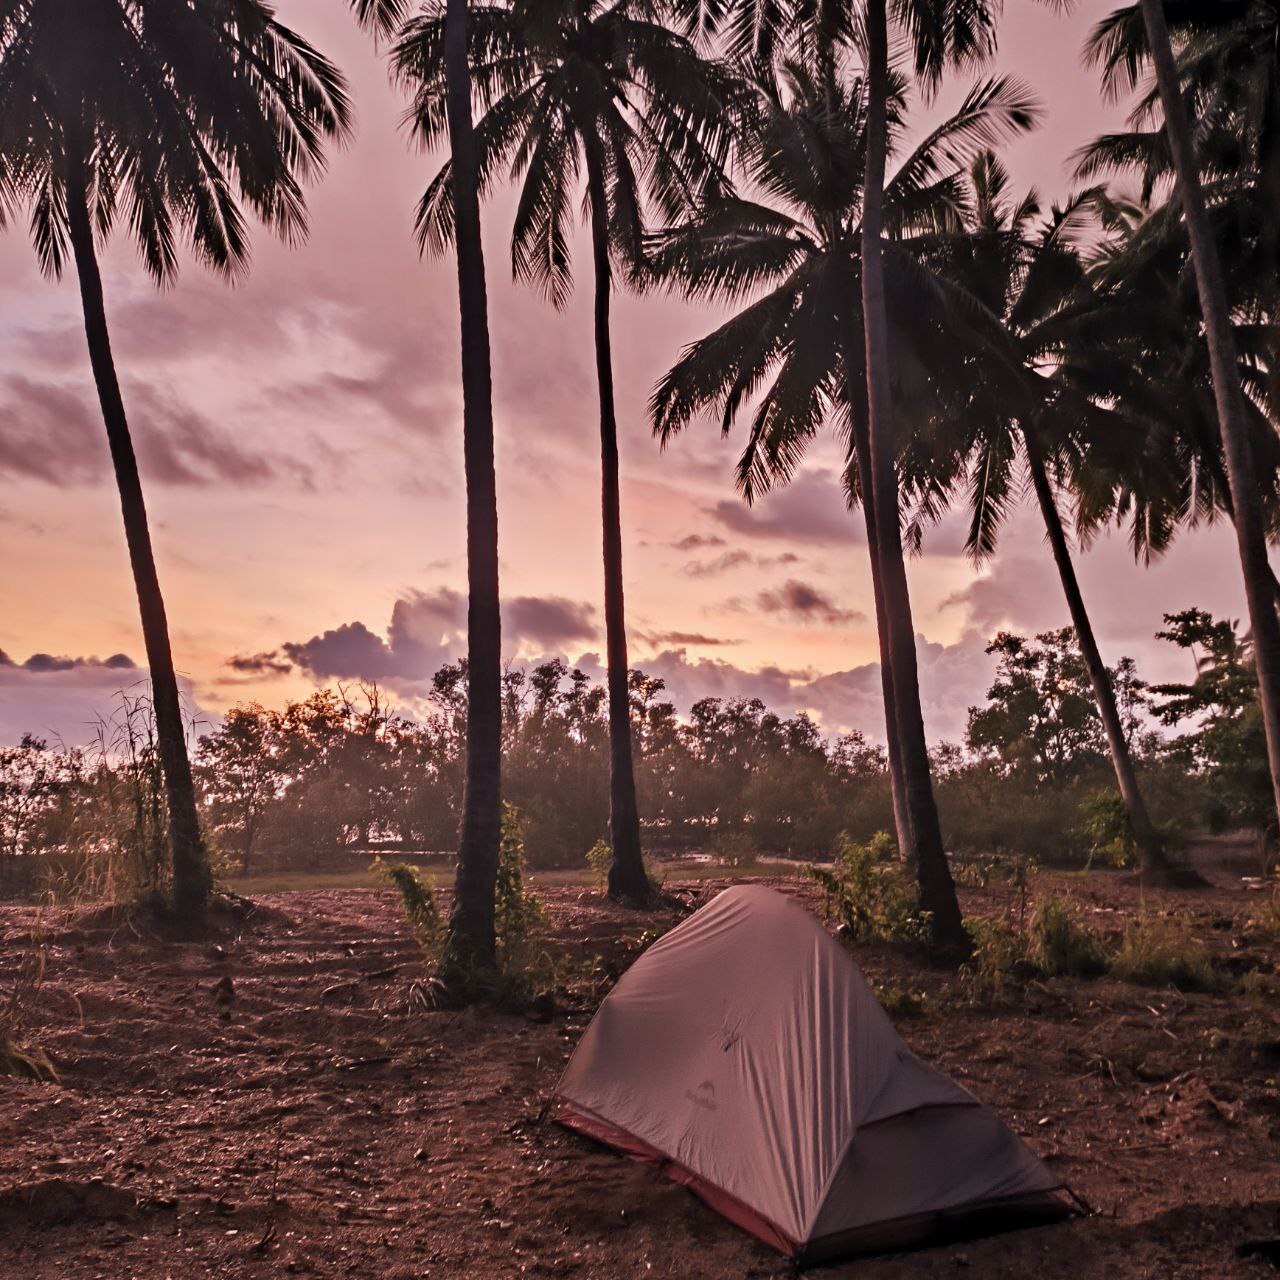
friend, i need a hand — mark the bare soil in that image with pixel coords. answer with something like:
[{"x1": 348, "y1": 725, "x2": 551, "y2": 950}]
[{"x1": 1, "y1": 867, "x2": 1278, "y2": 1279}]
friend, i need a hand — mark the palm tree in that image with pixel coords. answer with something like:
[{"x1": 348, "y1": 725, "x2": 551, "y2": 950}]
[
  {"x1": 649, "y1": 62, "x2": 1035, "y2": 950},
  {"x1": 1081, "y1": 0, "x2": 1280, "y2": 836},
  {"x1": 918, "y1": 153, "x2": 1188, "y2": 881},
  {"x1": 354, "y1": 0, "x2": 505, "y2": 973},
  {"x1": 392, "y1": 1, "x2": 737, "y2": 905},
  {"x1": 0, "y1": 0, "x2": 350, "y2": 923}
]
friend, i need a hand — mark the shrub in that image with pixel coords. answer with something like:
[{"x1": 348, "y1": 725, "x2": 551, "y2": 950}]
[
  {"x1": 810, "y1": 832, "x2": 931, "y2": 949},
  {"x1": 1031, "y1": 896, "x2": 1109, "y2": 978},
  {"x1": 1110, "y1": 916, "x2": 1222, "y2": 992}
]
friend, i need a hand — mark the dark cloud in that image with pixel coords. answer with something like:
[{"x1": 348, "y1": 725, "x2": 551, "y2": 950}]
[
  {"x1": 644, "y1": 631, "x2": 740, "y2": 648},
  {"x1": 708, "y1": 471, "x2": 861, "y2": 546},
  {"x1": 505, "y1": 595, "x2": 597, "y2": 649},
  {"x1": 227, "y1": 651, "x2": 294, "y2": 677},
  {"x1": 751, "y1": 580, "x2": 866, "y2": 626},
  {"x1": 15, "y1": 651, "x2": 138, "y2": 674}
]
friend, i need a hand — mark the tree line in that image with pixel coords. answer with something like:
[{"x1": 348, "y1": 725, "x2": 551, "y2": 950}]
[
  {"x1": 1, "y1": 614, "x2": 1269, "y2": 897},
  {"x1": 2, "y1": 1, "x2": 1279, "y2": 975}
]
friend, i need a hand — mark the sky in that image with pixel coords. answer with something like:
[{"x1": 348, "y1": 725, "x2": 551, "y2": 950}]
[{"x1": 0, "y1": 0, "x2": 1252, "y2": 750}]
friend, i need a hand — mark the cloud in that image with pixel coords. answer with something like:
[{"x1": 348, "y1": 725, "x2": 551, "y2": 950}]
[
  {"x1": 0, "y1": 374, "x2": 311, "y2": 488},
  {"x1": 280, "y1": 588, "x2": 599, "y2": 688},
  {"x1": 754, "y1": 579, "x2": 865, "y2": 626},
  {"x1": 504, "y1": 595, "x2": 597, "y2": 649},
  {"x1": 684, "y1": 550, "x2": 753, "y2": 578},
  {"x1": 671, "y1": 533, "x2": 726, "y2": 552},
  {"x1": 682, "y1": 550, "x2": 802, "y2": 579},
  {"x1": 708, "y1": 470, "x2": 862, "y2": 546},
  {"x1": 0, "y1": 651, "x2": 211, "y2": 749}
]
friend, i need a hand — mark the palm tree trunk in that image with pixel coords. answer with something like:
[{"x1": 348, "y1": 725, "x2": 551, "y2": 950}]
[
  {"x1": 1024, "y1": 433, "x2": 1176, "y2": 881},
  {"x1": 861, "y1": 0, "x2": 968, "y2": 956},
  {"x1": 442, "y1": 0, "x2": 502, "y2": 975},
  {"x1": 585, "y1": 158, "x2": 648, "y2": 905},
  {"x1": 842, "y1": 301, "x2": 911, "y2": 858},
  {"x1": 64, "y1": 146, "x2": 210, "y2": 923},
  {"x1": 1139, "y1": 0, "x2": 1280, "y2": 839}
]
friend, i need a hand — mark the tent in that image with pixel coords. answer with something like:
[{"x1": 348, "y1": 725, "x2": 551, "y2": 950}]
[{"x1": 550, "y1": 884, "x2": 1076, "y2": 1264}]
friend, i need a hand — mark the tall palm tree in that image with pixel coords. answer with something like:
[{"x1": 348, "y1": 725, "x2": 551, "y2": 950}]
[
  {"x1": 649, "y1": 62, "x2": 1035, "y2": 950},
  {"x1": 0, "y1": 0, "x2": 350, "y2": 923},
  {"x1": 1082, "y1": 0, "x2": 1280, "y2": 835},
  {"x1": 354, "y1": 0, "x2": 505, "y2": 973},
  {"x1": 918, "y1": 153, "x2": 1186, "y2": 881},
  {"x1": 859, "y1": 0, "x2": 1010, "y2": 956},
  {"x1": 393, "y1": 0, "x2": 737, "y2": 905}
]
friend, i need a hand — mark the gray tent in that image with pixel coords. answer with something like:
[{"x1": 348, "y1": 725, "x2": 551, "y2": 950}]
[{"x1": 551, "y1": 884, "x2": 1075, "y2": 1264}]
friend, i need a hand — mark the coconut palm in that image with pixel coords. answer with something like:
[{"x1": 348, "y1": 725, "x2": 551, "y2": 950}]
[
  {"x1": 649, "y1": 62, "x2": 1036, "y2": 950},
  {"x1": 1080, "y1": 0, "x2": 1280, "y2": 834},
  {"x1": 913, "y1": 152, "x2": 1193, "y2": 881},
  {"x1": 391, "y1": 0, "x2": 738, "y2": 905},
  {"x1": 352, "y1": 0, "x2": 505, "y2": 973},
  {"x1": 0, "y1": 0, "x2": 350, "y2": 922}
]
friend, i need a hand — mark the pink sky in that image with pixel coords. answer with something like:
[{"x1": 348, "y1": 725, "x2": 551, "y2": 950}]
[{"x1": 0, "y1": 0, "x2": 1249, "y2": 748}]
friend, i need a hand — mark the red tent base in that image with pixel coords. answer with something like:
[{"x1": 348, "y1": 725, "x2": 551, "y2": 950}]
[{"x1": 552, "y1": 1097, "x2": 1078, "y2": 1266}]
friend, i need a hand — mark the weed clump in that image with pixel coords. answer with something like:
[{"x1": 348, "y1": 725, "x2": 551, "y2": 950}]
[
  {"x1": 1032, "y1": 896, "x2": 1109, "y2": 978},
  {"x1": 0, "y1": 921, "x2": 56, "y2": 1082},
  {"x1": 1110, "y1": 915, "x2": 1223, "y2": 992}
]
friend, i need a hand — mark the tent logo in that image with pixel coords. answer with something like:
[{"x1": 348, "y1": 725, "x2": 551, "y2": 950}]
[{"x1": 686, "y1": 1080, "x2": 718, "y2": 1111}]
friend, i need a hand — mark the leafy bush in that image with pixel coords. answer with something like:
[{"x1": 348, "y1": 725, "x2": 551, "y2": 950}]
[
  {"x1": 810, "y1": 831, "x2": 932, "y2": 948},
  {"x1": 585, "y1": 839, "x2": 611, "y2": 889},
  {"x1": 1031, "y1": 896, "x2": 1109, "y2": 978},
  {"x1": 1110, "y1": 916, "x2": 1222, "y2": 992}
]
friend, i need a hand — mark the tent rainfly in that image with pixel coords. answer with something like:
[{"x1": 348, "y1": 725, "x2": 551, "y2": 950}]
[{"x1": 550, "y1": 885, "x2": 1077, "y2": 1264}]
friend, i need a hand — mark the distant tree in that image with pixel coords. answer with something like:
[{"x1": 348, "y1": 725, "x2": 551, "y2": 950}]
[
  {"x1": 0, "y1": 0, "x2": 350, "y2": 921},
  {"x1": 1151, "y1": 608, "x2": 1272, "y2": 840},
  {"x1": 966, "y1": 630, "x2": 1117, "y2": 790},
  {"x1": 196, "y1": 707, "x2": 282, "y2": 875}
]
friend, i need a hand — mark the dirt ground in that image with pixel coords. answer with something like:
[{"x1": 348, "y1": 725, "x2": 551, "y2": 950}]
[{"x1": 1, "y1": 865, "x2": 1278, "y2": 1279}]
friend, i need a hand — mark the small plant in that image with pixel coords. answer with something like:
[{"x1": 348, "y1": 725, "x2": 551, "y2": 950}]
[
  {"x1": 585, "y1": 839, "x2": 611, "y2": 889},
  {"x1": 375, "y1": 859, "x2": 443, "y2": 959},
  {"x1": 1031, "y1": 896, "x2": 1109, "y2": 978},
  {"x1": 1110, "y1": 915, "x2": 1222, "y2": 992},
  {"x1": 875, "y1": 983, "x2": 929, "y2": 1017},
  {"x1": 810, "y1": 832, "x2": 932, "y2": 949}
]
